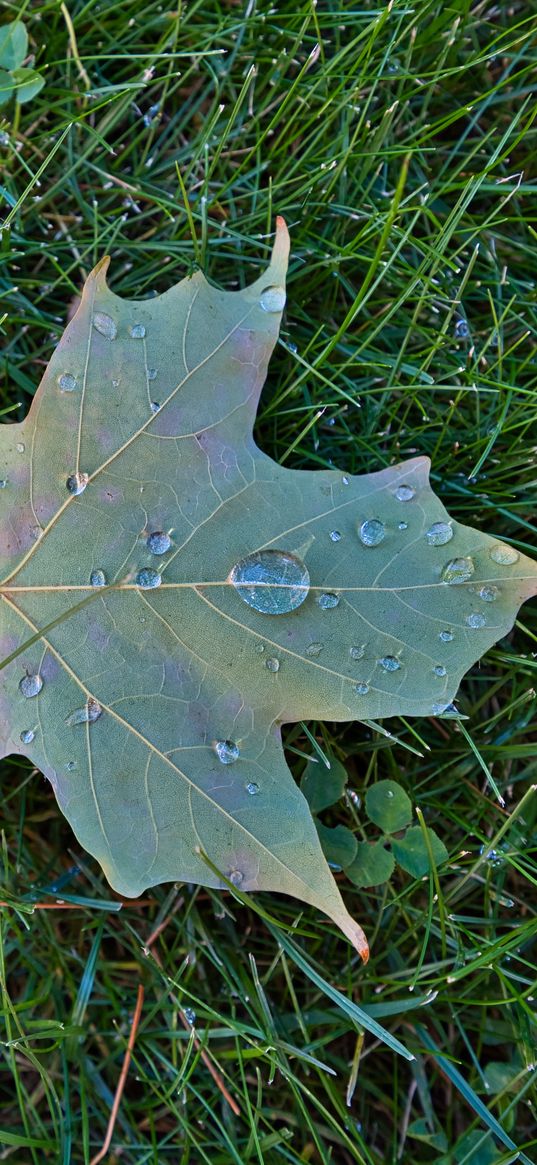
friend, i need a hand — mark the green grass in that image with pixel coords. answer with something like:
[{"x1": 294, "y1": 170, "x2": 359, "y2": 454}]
[{"x1": 1, "y1": 0, "x2": 537, "y2": 1161}]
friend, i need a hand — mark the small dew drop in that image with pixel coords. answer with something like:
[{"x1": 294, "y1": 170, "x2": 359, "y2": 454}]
[
  {"x1": 259, "y1": 285, "x2": 286, "y2": 312},
  {"x1": 129, "y1": 322, "x2": 146, "y2": 338},
  {"x1": 65, "y1": 698, "x2": 102, "y2": 726},
  {"x1": 387, "y1": 790, "x2": 394, "y2": 799},
  {"x1": 466, "y1": 612, "x2": 486, "y2": 628},
  {"x1": 350, "y1": 644, "x2": 365, "y2": 660},
  {"x1": 112, "y1": 378, "x2": 120, "y2": 388},
  {"x1": 394, "y1": 484, "x2": 415, "y2": 502},
  {"x1": 318, "y1": 592, "x2": 340, "y2": 610},
  {"x1": 305, "y1": 642, "x2": 323, "y2": 657},
  {"x1": 398, "y1": 521, "x2": 408, "y2": 531},
  {"x1": 58, "y1": 372, "x2": 77, "y2": 392},
  {"x1": 379, "y1": 655, "x2": 401, "y2": 672},
  {"x1": 439, "y1": 629, "x2": 454, "y2": 642},
  {"x1": 354, "y1": 681, "x2": 369, "y2": 695},
  {"x1": 490, "y1": 543, "x2": 519, "y2": 565},
  {"x1": 329, "y1": 530, "x2": 342, "y2": 542},
  {"x1": 230, "y1": 549, "x2": 310, "y2": 615},
  {"x1": 229, "y1": 869, "x2": 244, "y2": 887},
  {"x1": 20, "y1": 728, "x2": 35, "y2": 744},
  {"x1": 359, "y1": 518, "x2": 385, "y2": 546},
  {"x1": 341, "y1": 475, "x2": 350, "y2": 486},
  {"x1": 0, "y1": 479, "x2": 7, "y2": 488},
  {"x1": 441, "y1": 556, "x2": 475, "y2": 584},
  {"x1": 425, "y1": 521, "x2": 453, "y2": 546},
  {"x1": 90, "y1": 569, "x2": 106, "y2": 587},
  {"x1": 147, "y1": 531, "x2": 171, "y2": 555},
  {"x1": 184, "y1": 1007, "x2": 196, "y2": 1025},
  {"x1": 479, "y1": 585, "x2": 499, "y2": 602},
  {"x1": 65, "y1": 760, "x2": 76, "y2": 772},
  {"x1": 433, "y1": 664, "x2": 447, "y2": 677},
  {"x1": 455, "y1": 318, "x2": 470, "y2": 338},
  {"x1": 254, "y1": 643, "x2": 265, "y2": 654},
  {"x1": 150, "y1": 401, "x2": 161, "y2": 413},
  {"x1": 266, "y1": 657, "x2": 280, "y2": 672},
  {"x1": 16, "y1": 442, "x2": 25, "y2": 454},
  {"x1": 93, "y1": 312, "x2": 117, "y2": 339},
  {"x1": 214, "y1": 739, "x2": 240, "y2": 764},
  {"x1": 135, "y1": 567, "x2": 161, "y2": 589},
  {"x1": 19, "y1": 673, "x2": 43, "y2": 698},
  {"x1": 147, "y1": 368, "x2": 158, "y2": 381},
  {"x1": 66, "y1": 472, "x2": 89, "y2": 496},
  {"x1": 246, "y1": 781, "x2": 259, "y2": 795}
]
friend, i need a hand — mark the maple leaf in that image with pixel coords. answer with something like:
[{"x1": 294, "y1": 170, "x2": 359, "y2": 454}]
[{"x1": 1, "y1": 218, "x2": 536, "y2": 961}]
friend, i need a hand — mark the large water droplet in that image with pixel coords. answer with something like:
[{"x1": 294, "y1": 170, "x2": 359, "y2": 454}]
[
  {"x1": 441, "y1": 556, "x2": 475, "y2": 584},
  {"x1": 479, "y1": 585, "x2": 499, "y2": 602},
  {"x1": 379, "y1": 655, "x2": 401, "y2": 672},
  {"x1": 129, "y1": 323, "x2": 146, "y2": 339},
  {"x1": 433, "y1": 664, "x2": 447, "y2": 677},
  {"x1": 147, "y1": 531, "x2": 171, "y2": 555},
  {"x1": 90, "y1": 569, "x2": 106, "y2": 587},
  {"x1": 214, "y1": 739, "x2": 240, "y2": 764},
  {"x1": 20, "y1": 728, "x2": 35, "y2": 744},
  {"x1": 229, "y1": 869, "x2": 244, "y2": 887},
  {"x1": 350, "y1": 644, "x2": 365, "y2": 660},
  {"x1": 425, "y1": 521, "x2": 453, "y2": 546},
  {"x1": 93, "y1": 312, "x2": 117, "y2": 339},
  {"x1": 466, "y1": 612, "x2": 486, "y2": 628},
  {"x1": 135, "y1": 567, "x2": 161, "y2": 589},
  {"x1": 65, "y1": 698, "x2": 102, "y2": 726},
  {"x1": 329, "y1": 530, "x2": 342, "y2": 542},
  {"x1": 19, "y1": 673, "x2": 43, "y2": 698},
  {"x1": 230, "y1": 549, "x2": 310, "y2": 615},
  {"x1": 259, "y1": 285, "x2": 286, "y2": 312},
  {"x1": 359, "y1": 518, "x2": 385, "y2": 547},
  {"x1": 246, "y1": 781, "x2": 259, "y2": 795},
  {"x1": 305, "y1": 642, "x2": 323, "y2": 657},
  {"x1": 66, "y1": 472, "x2": 89, "y2": 496},
  {"x1": 490, "y1": 543, "x2": 519, "y2": 565},
  {"x1": 398, "y1": 521, "x2": 408, "y2": 531},
  {"x1": 354, "y1": 681, "x2": 369, "y2": 695},
  {"x1": 57, "y1": 372, "x2": 77, "y2": 392},
  {"x1": 318, "y1": 592, "x2": 340, "y2": 610},
  {"x1": 439, "y1": 629, "x2": 454, "y2": 642},
  {"x1": 394, "y1": 484, "x2": 415, "y2": 502},
  {"x1": 266, "y1": 657, "x2": 280, "y2": 672}
]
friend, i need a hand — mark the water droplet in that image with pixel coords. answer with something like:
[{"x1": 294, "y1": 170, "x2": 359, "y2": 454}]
[
  {"x1": 479, "y1": 844, "x2": 503, "y2": 867},
  {"x1": 455, "y1": 319, "x2": 470, "y2": 338},
  {"x1": 229, "y1": 869, "x2": 244, "y2": 886},
  {"x1": 394, "y1": 484, "x2": 415, "y2": 502},
  {"x1": 439, "y1": 629, "x2": 454, "y2": 642},
  {"x1": 135, "y1": 567, "x2": 161, "y2": 589},
  {"x1": 230, "y1": 549, "x2": 310, "y2": 615},
  {"x1": 266, "y1": 657, "x2": 280, "y2": 672},
  {"x1": 112, "y1": 378, "x2": 120, "y2": 388},
  {"x1": 466, "y1": 612, "x2": 486, "y2": 628},
  {"x1": 90, "y1": 569, "x2": 106, "y2": 587},
  {"x1": 0, "y1": 479, "x2": 7, "y2": 488},
  {"x1": 350, "y1": 644, "x2": 365, "y2": 660},
  {"x1": 425, "y1": 521, "x2": 453, "y2": 546},
  {"x1": 479, "y1": 585, "x2": 499, "y2": 602},
  {"x1": 318, "y1": 592, "x2": 340, "y2": 610},
  {"x1": 359, "y1": 518, "x2": 385, "y2": 546},
  {"x1": 354, "y1": 681, "x2": 369, "y2": 695},
  {"x1": 254, "y1": 643, "x2": 265, "y2": 654},
  {"x1": 57, "y1": 372, "x2": 77, "y2": 392},
  {"x1": 379, "y1": 655, "x2": 401, "y2": 672},
  {"x1": 329, "y1": 530, "x2": 342, "y2": 542},
  {"x1": 65, "y1": 698, "x2": 103, "y2": 726},
  {"x1": 341, "y1": 475, "x2": 350, "y2": 486},
  {"x1": 150, "y1": 401, "x2": 161, "y2": 413},
  {"x1": 129, "y1": 322, "x2": 146, "y2": 339},
  {"x1": 147, "y1": 368, "x2": 158, "y2": 380},
  {"x1": 184, "y1": 1007, "x2": 196, "y2": 1025},
  {"x1": 398, "y1": 521, "x2": 408, "y2": 530},
  {"x1": 93, "y1": 312, "x2": 117, "y2": 339},
  {"x1": 490, "y1": 543, "x2": 519, "y2": 565},
  {"x1": 387, "y1": 790, "x2": 394, "y2": 798},
  {"x1": 305, "y1": 642, "x2": 323, "y2": 657},
  {"x1": 433, "y1": 664, "x2": 447, "y2": 677},
  {"x1": 65, "y1": 760, "x2": 76, "y2": 772},
  {"x1": 214, "y1": 739, "x2": 240, "y2": 764},
  {"x1": 286, "y1": 340, "x2": 298, "y2": 354},
  {"x1": 259, "y1": 285, "x2": 286, "y2": 312},
  {"x1": 441, "y1": 556, "x2": 475, "y2": 584},
  {"x1": 246, "y1": 781, "x2": 259, "y2": 795},
  {"x1": 20, "y1": 728, "x2": 35, "y2": 744},
  {"x1": 66, "y1": 472, "x2": 89, "y2": 496},
  {"x1": 147, "y1": 531, "x2": 171, "y2": 555},
  {"x1": 19, "y1": 673, "x2": 43, "y2": 698},
  {"x1": 16, "y1": 443, "x2": 25, "y2": 454}
]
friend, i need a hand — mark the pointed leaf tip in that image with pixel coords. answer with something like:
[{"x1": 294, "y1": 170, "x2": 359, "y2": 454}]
[
  {"x1": 88, "y1": 255, "x2": 111, "y2": 285},
  {"x1": 271, "y1": 216, "x2": 290, "y2": 278},
  {"x1": 336, "y1": 910, "x2": 370, "y2": 963}
]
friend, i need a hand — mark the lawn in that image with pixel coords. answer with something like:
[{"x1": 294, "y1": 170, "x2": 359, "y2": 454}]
[{"x1": 0, "y1": 1, "x2": 536, "y2": 1162}]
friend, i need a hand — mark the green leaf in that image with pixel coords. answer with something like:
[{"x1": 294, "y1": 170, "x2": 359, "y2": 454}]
[
  {"x1": 1, "y1": 220, "x2": 536, "y2": 960},
  {"x1": 407, "y1": 1118, "x2": 448, "y2": 1152},
  {"x1": 392, "y1": 826, "x2": 448, "y2": 877},
  {"x1": 365, "y1": 779, "x2": 412, "y2": 833},
  {"x1": 0, "y1": 20, "x2": 28, "y2": 71},
  {"x1": 345, "y1": 841, "x2": 395, "y2": 887},
  {"x1": 0, "y1": 68, "x2": 14, "y2": 107},
  {"x1": 301, "y1": 755, "x2": 348, "y2": 812},
  {"x1": 315, "y1": 822, "x2": 357, "y2": 868},
  {"x1": 12, "y1": 67, "x2": 45, "y2": 104}
]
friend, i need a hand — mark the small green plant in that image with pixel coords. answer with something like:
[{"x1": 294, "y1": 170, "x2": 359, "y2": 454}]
[
  {"x1": 0, "y1": 20, "x2": 44, "y2": 110},
  {"x1": 303, "y1": 765, "x2": 448, "y2": 886}
]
